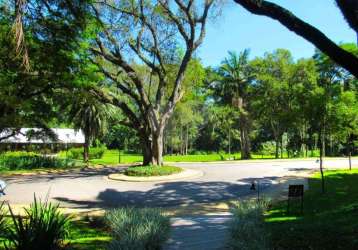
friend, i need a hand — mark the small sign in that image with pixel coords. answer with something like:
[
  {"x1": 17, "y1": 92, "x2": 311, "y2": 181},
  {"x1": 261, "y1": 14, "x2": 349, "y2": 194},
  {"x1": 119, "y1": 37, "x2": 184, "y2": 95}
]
[
  {"x1": 287, "y1": 184, "x2": 304, "y2": 214},
  {"x1": 288, "y1": 185, "x2": 304, "y2": 198}
]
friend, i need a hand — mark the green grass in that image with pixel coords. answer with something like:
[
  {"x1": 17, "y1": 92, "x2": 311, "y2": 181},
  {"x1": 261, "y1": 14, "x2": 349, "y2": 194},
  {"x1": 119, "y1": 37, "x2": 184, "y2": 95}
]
[
  {"x1": 87, "y1": 149, "x2": 315, "y2": 166},
  {"x1": 66, "y1": 219, "x2": 110, "y2": 250},
  {"x1": 266, "y1": 169, "x2": 358, "y2": 249},
  {"x1": 124, "y1": 165, "x2": 182, "y2": 177}
]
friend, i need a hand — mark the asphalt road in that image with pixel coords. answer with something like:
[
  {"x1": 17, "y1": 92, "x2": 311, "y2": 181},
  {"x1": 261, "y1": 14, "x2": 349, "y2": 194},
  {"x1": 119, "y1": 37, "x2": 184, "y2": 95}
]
[{"x1": 1, "y1": 158, "x2": 356, "y2": 209}]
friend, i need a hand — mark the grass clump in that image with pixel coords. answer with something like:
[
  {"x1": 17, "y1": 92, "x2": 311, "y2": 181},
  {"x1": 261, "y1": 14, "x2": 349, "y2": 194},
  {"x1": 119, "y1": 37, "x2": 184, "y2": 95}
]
[
  {"x1": 228, "y1": 199, "x2": 269, "y2": 250},
  {"x1": 3, "y1": 196, "x2": 71, "y2": 250},
  {"x1": 266, "y1": 169, "x2": 358, "y2": 249},
  {"x1": 105, "y1": 207, "x2": 170, "y2": 250},
  {"x1": 0, "y1": 151, "x2": 75, "y2": 171},
  {"x1": 124, "y1": 165, "x2": 182, "y2": 177}
]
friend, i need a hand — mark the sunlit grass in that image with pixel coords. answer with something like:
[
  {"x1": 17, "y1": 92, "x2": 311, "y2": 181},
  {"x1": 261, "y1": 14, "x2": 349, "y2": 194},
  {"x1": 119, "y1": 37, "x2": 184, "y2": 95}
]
[{"x1": 266, "y1": 169, "x2": 358, "y2": 249}]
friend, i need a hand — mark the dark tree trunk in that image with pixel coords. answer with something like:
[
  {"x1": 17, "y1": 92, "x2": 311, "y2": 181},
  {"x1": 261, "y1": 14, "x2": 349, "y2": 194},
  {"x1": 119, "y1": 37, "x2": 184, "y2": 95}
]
[
  {"x1": 142, "y1": 139, "x2": 152, "y2": 166},
  {"x1": 240, "y1": 115, "x2": 251, "y2": 159},
  {"x1": 83, "y1": 136, "x2": 89, "y2": 163},
  {"x1": 319, "y1": 130, "x2": 325, "y2": 193}
]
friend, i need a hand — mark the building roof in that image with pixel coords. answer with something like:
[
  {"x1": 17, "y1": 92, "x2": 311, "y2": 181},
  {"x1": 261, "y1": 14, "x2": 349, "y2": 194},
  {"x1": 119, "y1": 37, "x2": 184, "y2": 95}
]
[{"x1": 0, "y1": 128, "x2": 85, "y2": 144}]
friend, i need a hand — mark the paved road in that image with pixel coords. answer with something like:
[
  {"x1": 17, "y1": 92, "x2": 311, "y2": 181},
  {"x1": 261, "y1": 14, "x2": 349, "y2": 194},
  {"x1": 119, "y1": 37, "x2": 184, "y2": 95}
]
[{"x1": 1, "y1": 158, "x2": 356, "y2": 209}]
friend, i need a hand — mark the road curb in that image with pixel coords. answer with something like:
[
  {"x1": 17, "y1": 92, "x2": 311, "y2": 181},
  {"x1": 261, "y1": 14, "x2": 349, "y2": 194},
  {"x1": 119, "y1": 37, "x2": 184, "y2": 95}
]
[{"x1": 108, "y1": 168, "x2": 204, "y2": 182}]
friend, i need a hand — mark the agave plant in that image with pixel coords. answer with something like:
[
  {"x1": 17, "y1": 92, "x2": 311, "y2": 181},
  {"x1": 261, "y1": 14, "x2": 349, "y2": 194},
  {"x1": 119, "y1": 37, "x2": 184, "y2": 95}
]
[
  {"x1": 0, "y1": 201, "x2": 9, "y2": 239},
  {"x1": 105, "y1": 207, "x2": 171, "y2": 250},
  {"x1": 5, "y1": 195, "x2": 71, "y2": 250}
]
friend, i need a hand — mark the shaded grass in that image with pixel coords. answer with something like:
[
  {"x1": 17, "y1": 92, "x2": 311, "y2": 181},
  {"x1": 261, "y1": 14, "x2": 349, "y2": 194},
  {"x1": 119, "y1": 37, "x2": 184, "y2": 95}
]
[
  {"x1": 266, "y1": 169, "x2": 358, "y2": 250},
  {"x1": 124, "y1": 165, "x2": 182, "y2": 177}
]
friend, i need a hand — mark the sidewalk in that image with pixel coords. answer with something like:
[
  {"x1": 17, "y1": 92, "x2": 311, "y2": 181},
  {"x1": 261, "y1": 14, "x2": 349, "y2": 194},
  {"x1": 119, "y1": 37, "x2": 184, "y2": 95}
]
[{"x1": 164, "y1": 174, "x2": 309, "y2": 250}]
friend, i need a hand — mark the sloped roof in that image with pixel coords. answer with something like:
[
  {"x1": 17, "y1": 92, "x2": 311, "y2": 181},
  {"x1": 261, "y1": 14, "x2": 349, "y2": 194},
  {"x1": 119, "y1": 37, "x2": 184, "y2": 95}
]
[{"x1": 0, "y1": 128, "x2": 85, "y2": 144}]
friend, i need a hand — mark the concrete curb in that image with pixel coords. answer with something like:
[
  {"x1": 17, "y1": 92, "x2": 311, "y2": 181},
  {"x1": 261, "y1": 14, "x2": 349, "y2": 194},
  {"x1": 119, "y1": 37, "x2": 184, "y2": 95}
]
[{"x1": 108, "y1": 168, "x2": 204, "y2": 182}]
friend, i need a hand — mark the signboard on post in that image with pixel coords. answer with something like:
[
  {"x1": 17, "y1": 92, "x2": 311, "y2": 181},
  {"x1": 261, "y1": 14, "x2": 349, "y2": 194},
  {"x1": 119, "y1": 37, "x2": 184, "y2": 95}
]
[{"x1": 287, "y1": 184, "x2": 304, "y2": 214}]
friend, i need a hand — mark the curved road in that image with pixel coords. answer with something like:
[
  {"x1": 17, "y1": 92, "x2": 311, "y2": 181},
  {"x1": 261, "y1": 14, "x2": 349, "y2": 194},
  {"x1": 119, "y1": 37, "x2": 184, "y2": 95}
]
[{"x1": 1, "y1": 158, "x2": 356, "y2": 209}]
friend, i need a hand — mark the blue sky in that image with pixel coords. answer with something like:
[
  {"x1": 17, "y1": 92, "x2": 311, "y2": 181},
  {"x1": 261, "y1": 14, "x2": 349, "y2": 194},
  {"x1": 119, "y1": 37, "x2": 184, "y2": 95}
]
[{"x1": 198, "y1": 0, "x2": 357, "y2": 66}]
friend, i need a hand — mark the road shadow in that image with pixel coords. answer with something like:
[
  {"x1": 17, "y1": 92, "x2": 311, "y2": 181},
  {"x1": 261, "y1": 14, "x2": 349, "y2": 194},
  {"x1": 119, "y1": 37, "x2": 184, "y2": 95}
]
[
  {"x1": 2, "y1": 165, "x2": 129, "y2": 184},
  {"x1": 54, "y1": 176, "x2": 282, "y2": 209}
]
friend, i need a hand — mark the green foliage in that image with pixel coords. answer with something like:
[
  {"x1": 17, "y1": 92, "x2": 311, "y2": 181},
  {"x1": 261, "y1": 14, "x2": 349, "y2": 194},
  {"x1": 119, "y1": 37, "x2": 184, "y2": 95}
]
[
  {"x1": 5, "y1": 196, "x2": 71, "y2": 250},
  {"x1": 105, "y1": 207, "x2": 170, "y2": 250},
  {"x1": 266, "y1": 170, "x2": 358, "y2": 249},
  {"x1": 228, "y1": 200, "x2": 269, "y2": 250},
  {"x1": 124, "y1": 165, "x2": 182, "y2": 177},
  {"x1": 0, "y1": 152, "x2": 75, "y2": 170},
  {"x1": 258, "y1": 141, "x2": 276, "y2": 156},
  {"x1": 68, "y1": 147, "x2": 106, "y2": 160}
]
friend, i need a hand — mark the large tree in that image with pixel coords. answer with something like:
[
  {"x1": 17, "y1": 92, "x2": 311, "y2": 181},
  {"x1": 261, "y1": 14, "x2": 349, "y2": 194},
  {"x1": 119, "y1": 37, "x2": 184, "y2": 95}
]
[
  {"x1": 0, "y1": 1, "x2": 93, "y2": 140},
  {"x1": 91, "y1": 0, "x2": 217, "y2": 166},
  {"x1": 233, "y1": 0, "x2": 358, "y2": 78},
  {"x1": 214, "y1": 50, "x2": 253, "y2": 159}
]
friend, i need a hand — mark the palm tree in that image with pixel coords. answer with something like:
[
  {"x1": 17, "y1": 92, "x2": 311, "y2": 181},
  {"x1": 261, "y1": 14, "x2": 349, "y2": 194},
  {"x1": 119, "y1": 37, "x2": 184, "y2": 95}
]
[
  {"x1": 217, "y1": 50, "x2": 253, "y2": 159},
  {"x1": 69, "y1": 93, "x2": 113, "y2": 163}
]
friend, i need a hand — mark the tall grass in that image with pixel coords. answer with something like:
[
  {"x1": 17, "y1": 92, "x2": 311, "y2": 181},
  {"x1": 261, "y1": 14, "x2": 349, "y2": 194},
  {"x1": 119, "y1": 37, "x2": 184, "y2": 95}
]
[
  {"x1": 5, "y1": 196, "x2": 71, "y2": 250},
  {"x1": 228, "y1": 200, "x2": 269, "y2": 250},
  {"x1": 105, "y1": 207, "x2": 170, "y2": 250}
]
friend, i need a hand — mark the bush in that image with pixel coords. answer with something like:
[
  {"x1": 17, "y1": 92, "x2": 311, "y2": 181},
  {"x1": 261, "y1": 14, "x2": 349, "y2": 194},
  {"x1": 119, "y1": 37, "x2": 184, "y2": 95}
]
[
  {"x1": 228, "y1": 200, "x2": 269, "y2": 250},
  {"x1": 105, "y1": 207, "x2": 170, "y2": 250},
  {"x1": 68, "y1": 147, "x2": 106, "y2": 160},
  {"x1": 124, "y1": 165, "x2": 182, "y2": 177},
  {"x1": 5, "y1": 196, "x2": 71, "y2": 250},
  {"x1": 0, "y1": 152, "x2": 74, "y2": 170}
]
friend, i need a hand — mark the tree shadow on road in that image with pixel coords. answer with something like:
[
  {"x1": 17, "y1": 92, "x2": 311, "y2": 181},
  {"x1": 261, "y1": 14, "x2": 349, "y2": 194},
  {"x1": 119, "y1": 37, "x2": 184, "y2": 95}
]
[{"x1": 54, "y1": 176, "x2": 283, "y2": 209}]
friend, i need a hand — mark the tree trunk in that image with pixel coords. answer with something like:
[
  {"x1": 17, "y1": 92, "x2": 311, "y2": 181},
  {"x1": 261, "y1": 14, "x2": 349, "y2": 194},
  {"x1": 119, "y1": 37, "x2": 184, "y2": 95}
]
[
  {"x1": 275, "y1": 137, "x2": 279, "y2": 159},
  {"x1": 142, "y1": 139, "x2": 152, "y2": 166},
  {"x1": 228, "y1": 127, "x2": 231, "y2": 155},
  {"x1": 151, "y1": 131, "x2": 164, "y2": 166},
  {"x1": 280, "y1": 135, "x2": 283, "y2": 158},
  {"x1": 319, "y1": 132, "x2": 325, "y2": 193},
  {"x1": 240, "y1": 116, "x2": 251, "y2": 159},
  {"x1": 185, "y1": 125, "x2": 189, "y2": 155},
  {"x1": 83, "y1": 136, "x2": 89, "y2": 164}
]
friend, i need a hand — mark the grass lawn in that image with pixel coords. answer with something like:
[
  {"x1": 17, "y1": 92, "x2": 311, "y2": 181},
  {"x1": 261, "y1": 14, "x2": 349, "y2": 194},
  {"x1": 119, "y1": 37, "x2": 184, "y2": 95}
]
[
  {"x1": 266, "y1": 169, "x2": 358, "y2": 249},
  {"x1": 88, "y1": 149, "x2": 312, "y2": 165},
  {"x1": 66, "y1": 218, "x2": 110, "y2": 250}
]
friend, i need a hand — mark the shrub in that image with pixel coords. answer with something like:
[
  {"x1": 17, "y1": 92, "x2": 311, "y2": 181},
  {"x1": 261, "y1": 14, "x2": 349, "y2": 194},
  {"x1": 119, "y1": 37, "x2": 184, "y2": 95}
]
[
  {"x1": 124, "y1": 165, "x2": 182, "y2": 177},
  {"x1": 0, "y1": 152, "x2": 74, "y2": 170},
  {"x1": 5, "y1": 196, "x2": 71, "y2": 250},
  {"x1": 105, "y1": 207, "x2": 170, "y2": 250},
  {"x1": 228, "y1": 199, "x2": 269, "y2": 250},
  {"x1": 68, "y1": 147, "x2": 106, "y2": 160}
]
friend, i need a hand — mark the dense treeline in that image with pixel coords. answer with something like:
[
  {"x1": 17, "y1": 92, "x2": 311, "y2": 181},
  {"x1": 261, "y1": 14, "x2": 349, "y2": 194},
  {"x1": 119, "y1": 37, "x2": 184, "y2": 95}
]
[
  {"x1": 1, "y1": 0, "x2": 357, "y2": 165},
  {"x1": 104, "y1": 46, "x2": 358, "y2": 159}
]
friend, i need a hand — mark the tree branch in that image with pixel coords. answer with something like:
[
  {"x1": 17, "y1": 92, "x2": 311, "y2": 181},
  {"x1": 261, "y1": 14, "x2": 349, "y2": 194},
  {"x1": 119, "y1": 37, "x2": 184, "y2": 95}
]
[{"x1": 234, "y1": 0, "x2": 358, "y2": 78}]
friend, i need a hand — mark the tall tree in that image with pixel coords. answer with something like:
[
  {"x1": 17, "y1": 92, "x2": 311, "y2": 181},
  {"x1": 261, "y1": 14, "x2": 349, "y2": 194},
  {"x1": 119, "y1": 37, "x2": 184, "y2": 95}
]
[
  {"x1": 91, "y1": 0, "x2": 217, "y2": 166},
  {"x1": 214, "y1": 50, "x2": 253, "y2": 159},
  {"x1": 0, "y1": 1, "x2": 92, "y2": 140},
  {"x1": 69, "y1": 91, "x2": 113, "y2": 163}
]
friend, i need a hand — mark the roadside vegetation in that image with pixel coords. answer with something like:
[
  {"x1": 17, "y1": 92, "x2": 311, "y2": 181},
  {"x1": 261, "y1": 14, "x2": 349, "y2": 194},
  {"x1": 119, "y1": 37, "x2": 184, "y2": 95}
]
[
  {"x1": 266, "y1": 169, "x2": 358, "y2": 249},
  {"x1": 228, "y1": 170, "x2": 358, "y2": 249}
]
